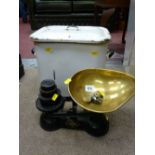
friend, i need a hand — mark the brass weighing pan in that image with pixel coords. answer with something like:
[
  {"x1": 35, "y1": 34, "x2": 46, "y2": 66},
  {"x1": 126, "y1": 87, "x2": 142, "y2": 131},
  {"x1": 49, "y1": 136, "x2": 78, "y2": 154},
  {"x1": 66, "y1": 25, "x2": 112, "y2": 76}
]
[{"x1": 68, "y1": 69, "x2": 135, "y2": 113}]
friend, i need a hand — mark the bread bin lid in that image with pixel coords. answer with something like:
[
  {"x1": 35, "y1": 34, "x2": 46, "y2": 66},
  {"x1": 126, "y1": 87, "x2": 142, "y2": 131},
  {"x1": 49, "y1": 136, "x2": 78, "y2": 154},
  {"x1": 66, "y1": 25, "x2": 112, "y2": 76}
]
[{"x1": 30, "y1": 26, "x2": 111, "y2": 44}]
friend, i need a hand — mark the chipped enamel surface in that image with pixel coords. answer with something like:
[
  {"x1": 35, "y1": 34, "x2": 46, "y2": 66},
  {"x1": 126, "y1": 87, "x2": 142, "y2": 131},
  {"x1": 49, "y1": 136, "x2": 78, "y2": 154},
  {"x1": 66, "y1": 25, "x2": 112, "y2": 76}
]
[{"x1": 30, "y1": 26, "x2": 111, "y2": 43}]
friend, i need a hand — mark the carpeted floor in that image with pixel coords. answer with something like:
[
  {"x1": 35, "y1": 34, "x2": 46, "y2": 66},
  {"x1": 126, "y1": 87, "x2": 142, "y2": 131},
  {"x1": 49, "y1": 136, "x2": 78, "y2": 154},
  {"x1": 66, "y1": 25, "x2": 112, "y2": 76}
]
[
  {"x1": 19, "y1": 68, "x2": 135, "y2": 155},
  {"x1": 19, "y1": 18, "x2": 34, "y2": 59}
]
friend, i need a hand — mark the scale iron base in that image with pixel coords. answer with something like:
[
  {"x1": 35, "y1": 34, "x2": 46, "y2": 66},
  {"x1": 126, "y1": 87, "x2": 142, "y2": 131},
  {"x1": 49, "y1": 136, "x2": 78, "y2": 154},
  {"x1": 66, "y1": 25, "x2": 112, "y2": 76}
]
[{"x1": 36, "y1": 80, "x2": 109, "y2": 137}]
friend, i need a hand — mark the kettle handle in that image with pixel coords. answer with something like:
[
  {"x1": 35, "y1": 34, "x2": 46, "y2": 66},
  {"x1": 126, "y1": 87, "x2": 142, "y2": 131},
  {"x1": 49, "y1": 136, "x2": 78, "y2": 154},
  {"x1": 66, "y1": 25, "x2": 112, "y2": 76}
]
[{"x1": 31, "y1": 48, "x2": 36, "y2": 55}]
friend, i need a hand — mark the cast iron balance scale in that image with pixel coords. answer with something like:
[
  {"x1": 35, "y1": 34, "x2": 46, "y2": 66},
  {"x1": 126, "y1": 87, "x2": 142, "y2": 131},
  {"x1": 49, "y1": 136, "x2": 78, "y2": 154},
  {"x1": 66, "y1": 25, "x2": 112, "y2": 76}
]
[{"x1": 36, "y1": 68, "x2": 135, "y2": 137}]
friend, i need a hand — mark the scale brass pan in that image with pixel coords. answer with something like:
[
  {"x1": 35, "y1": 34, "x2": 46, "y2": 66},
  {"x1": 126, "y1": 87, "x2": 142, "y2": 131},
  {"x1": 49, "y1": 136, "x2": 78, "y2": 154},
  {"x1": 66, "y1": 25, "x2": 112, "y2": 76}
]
[{"x1": 68, "y1": 68, "x2": 135, "y2": 113}]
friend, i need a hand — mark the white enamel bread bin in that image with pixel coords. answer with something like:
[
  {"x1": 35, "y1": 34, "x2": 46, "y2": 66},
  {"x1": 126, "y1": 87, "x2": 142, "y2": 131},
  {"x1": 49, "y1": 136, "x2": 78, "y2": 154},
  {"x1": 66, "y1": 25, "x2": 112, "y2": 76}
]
[{"x1": 30, "y1": 26, "x2": 111, "y2": 95}]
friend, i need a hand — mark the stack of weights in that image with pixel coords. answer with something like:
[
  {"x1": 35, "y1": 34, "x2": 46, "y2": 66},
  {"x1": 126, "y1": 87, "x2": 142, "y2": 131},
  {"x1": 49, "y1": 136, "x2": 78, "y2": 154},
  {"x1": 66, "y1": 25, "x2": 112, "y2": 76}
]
[{"x1": 37, "y1": 79, "x2": 64, "y2": 113}]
